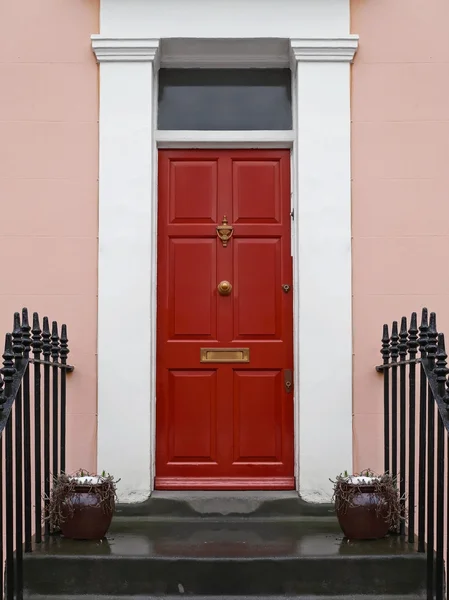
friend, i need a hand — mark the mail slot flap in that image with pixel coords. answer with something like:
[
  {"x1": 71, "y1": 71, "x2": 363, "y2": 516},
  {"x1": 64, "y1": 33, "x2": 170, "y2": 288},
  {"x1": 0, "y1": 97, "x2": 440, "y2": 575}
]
[{"x1": 200, "y1": 348, "x2": 250, "y2": 363}]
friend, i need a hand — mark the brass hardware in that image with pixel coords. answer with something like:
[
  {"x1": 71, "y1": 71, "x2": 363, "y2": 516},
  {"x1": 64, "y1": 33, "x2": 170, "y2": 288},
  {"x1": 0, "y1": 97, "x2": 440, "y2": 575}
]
[
  {"x1": 218, "y1": 280, "x2": 232, "y2": 296},
  {"x1": 284, "y1": 369, "x2": 293, "y2": 393},
  {"x1": 282, "y1": 284, "x2": 291, "y2": 293},
  {"x1": 216, "y1": 215, "x2": 233, "y2": 248},
  {"x1": 200, "y1": 348, "x2": 250, "y2": 363}
]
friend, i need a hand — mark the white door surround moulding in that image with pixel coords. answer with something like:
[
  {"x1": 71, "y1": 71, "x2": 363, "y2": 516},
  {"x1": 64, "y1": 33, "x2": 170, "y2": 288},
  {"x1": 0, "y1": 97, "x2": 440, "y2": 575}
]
[
  {"x1": 91, "y1": 36, "x2": 160, "y2": 63},
  {"x1": 93, "y1": 25, "x2": 357, "y2": 503}
]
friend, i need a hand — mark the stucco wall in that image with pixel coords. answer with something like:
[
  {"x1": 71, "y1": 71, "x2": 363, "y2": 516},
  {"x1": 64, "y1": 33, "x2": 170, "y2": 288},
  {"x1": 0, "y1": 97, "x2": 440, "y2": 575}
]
[
  {"x1": 0, "y1": 0, "x2": 99, "y2": 473},
  {"x1": 351, "y1": 0, "x2": 449, "y2": 473}
]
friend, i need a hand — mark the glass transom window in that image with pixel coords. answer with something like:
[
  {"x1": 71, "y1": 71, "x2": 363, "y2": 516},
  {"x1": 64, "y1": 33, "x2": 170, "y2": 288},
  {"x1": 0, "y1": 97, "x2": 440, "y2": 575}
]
[{"x1": 157, "y1": 68, "x2": 292, "y2": 131}]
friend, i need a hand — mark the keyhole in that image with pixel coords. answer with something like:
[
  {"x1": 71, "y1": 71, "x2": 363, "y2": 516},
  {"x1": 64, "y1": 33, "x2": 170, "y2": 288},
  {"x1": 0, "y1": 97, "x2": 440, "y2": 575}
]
[{"x1": 282, "y1": 284, "x2": 291, "y2": 293}]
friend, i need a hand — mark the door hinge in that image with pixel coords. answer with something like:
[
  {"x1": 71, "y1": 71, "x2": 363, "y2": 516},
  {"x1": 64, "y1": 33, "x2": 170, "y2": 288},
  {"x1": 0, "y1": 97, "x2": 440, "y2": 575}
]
[{"x1": 290, "y1": 208, "x2": 294, "y2": 220}]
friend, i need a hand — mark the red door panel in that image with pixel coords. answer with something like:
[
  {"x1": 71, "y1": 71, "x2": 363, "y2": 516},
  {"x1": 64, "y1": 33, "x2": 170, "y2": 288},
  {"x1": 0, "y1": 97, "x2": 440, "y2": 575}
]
[
  {"x1": 167, "y1": 370, "x2": 217, "y2": 463},
  {"x1": 233, "y1": 370, "x2": 284, "y2": 463},
  {"x1": 156, "y1": 149, "x2": 294, "y2": 490}
]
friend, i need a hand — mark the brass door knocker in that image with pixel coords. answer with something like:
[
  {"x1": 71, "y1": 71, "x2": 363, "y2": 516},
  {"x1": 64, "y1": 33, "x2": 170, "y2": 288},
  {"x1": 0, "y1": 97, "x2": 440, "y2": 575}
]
[{"x1": 216, "y1": 216, "x2": 233, "y2": 248}]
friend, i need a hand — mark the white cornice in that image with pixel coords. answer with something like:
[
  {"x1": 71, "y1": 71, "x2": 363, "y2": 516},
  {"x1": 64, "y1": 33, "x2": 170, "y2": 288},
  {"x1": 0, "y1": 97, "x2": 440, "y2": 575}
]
[
  {"x1": 160, "y1": 38, "x2": 290, "y2": 68},
  {"x1": 91, "y1": 36, "x2": 160, "y2": 63},
  {"x1": 91, "y1": 36, "x2": 359, "y2": 67},
  {"x1": 290, "y1": 36, "x2": 359, "y2": 64}
]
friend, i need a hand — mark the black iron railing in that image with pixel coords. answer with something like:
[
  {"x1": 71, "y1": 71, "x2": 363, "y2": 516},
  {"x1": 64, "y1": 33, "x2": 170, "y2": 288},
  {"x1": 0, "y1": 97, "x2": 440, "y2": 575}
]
[
  {"x1": 0, "y1": 309, "x2": 73, "y2": 599},
  {"x1": 377, "y1": 308, "x2": 449, "y2": 600}
]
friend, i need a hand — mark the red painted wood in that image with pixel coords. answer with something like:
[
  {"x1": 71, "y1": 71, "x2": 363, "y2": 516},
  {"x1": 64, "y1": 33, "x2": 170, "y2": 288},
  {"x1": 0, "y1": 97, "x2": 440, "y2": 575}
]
[{"x1": 156, "y1": 150, "x2": 294, "y2": 490}]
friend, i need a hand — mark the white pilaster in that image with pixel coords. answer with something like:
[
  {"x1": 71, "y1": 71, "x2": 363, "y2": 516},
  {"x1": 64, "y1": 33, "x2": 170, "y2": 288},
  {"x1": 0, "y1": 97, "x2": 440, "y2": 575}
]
[
  {"x1": 290, "y1": 36, "x2": 358, "y2": 502},
  {"x1": 92, "y1": 37, "x2": 159, "y2": 502}
]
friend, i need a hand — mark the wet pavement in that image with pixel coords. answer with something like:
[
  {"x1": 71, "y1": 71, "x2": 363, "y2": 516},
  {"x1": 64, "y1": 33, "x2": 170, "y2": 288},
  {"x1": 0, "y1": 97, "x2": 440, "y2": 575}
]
[{"x1": 32, "y1": 517, "x2": 419, "y2": 559}]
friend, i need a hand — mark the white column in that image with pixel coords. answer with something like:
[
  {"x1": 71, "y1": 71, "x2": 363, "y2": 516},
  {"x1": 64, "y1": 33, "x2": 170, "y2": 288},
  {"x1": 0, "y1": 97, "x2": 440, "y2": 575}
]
[
  {"x1": 91, "y1": 37, "x2": 159, "y2": 502},
  {"x1": 290, "y1": 37, "x2": 358, "y2": 502}
]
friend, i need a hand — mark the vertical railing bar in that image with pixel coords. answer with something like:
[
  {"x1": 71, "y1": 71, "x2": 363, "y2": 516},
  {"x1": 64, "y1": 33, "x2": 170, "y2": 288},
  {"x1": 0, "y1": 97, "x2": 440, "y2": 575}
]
[
  {"x1": 434, "y1": 332, "x2": 448, "y2": 600},
  {"x1": 391, "y1": 321, "x2": 399, "y2": 482},
  {"x1": 426, "y1": 313, "x2": 437, "y2": 600},
  {"x1": 381, "y1": 325, "x2": 391, "y2": 474},
  {"x1": 426, "y1": 389, "x2": 435, "y2": 600},
  {"x1": 407, "y1": 312, "x2": 418, "y2": 544},
  {"x1": 5, "y1": 414, "x2": 14, "y2": 600},
  {"x1": 1, "y1": 333, "x2": 15, "y2": 600},
  {"x1": 12, "y1": 313, "x2": 24, "y2": 600},
  {"x1": 435, "y1": 416, "x2": 444, "y2": 599},
  {"x1": 0, "y1": 433, "x2": 4, "y2": 600},
  {"x1": 51, "y1": 323, "x2": 60, "y2": 479},
  {"x1": 59, "y1": 325, "x2": 69, "y2": 474},
  {"x1": 32, "y1": 314, "x2": 43, "y2": 544},
  {"x1": 418, "y1": 308, "x2": 429, "y2": 553},
  {"x1": 21, "y1": 309, "x2": 32, "y2": 553},
  {"x1": 445, "y1": 433, "x2": 449, "y2": 600},
  {"x1": 42, "y1": 318, "x2": 51, "y2": 537},
  {"x1": 398, "y1": 317, "x2": 408, "y2": 538}
]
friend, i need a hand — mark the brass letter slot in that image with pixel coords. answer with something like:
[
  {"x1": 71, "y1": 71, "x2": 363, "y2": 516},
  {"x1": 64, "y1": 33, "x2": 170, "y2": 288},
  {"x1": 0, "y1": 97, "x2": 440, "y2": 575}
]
[{"x1": 200, "y1": 348, "x2": 250, "y2": 363}]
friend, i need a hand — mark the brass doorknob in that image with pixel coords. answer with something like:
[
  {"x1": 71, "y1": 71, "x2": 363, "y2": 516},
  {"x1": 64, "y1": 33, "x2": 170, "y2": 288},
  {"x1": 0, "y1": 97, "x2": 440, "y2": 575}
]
[{"x1": 217, "y1": 281, "x2": 232, "y2": 296}]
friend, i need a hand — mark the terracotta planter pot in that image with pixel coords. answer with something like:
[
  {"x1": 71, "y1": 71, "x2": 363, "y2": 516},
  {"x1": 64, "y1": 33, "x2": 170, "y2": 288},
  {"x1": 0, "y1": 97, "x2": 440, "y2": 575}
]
[
  {"x1": 60, "y1": 484, "x2": 114, "y2": 540},
  {"x1": 336, "y1": 483, "x2": 390, "y2": 540}
]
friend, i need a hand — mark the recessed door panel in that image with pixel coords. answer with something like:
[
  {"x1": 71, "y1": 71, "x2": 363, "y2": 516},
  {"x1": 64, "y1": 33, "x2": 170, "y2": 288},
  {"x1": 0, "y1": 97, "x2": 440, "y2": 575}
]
[
  {"x1": 233, "y1": 238, "x2": 281, "y2": 339},
  {"x1": 168, "y1": 370, "x2": 217, "y2": 463},
  {"x1": 169, "y1": 160, "x2": 218, "y2": 223},
  {"x1": 157, "y1": 150, "x2": 294, "y2": 490},
  {"x1": 233, "y1": 160, "x2": 281, "y2": 223},
  {"x1": 233, "y1": 370, "x2": 283, "y2": 463},
  {"x1": 169, "y1": 238, "x2": 217, "y2": 339}
]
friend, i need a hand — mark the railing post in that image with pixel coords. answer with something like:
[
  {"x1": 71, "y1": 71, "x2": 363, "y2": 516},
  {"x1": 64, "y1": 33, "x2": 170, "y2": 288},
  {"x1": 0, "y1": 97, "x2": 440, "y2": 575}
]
[
  {"x1": 398, "y1": 316, "x2": 408, "y2": 538},
  {"x1": 434, "y1": 333, "x2": 447, "y2": 600},
  {"x1": 418, "y1": 308, "x2": 429, "y2": 553},
  {"x1": 51, "y1": 322, "x2": 60, "y2": 479},
  {"x1": 42, "y1": 317, "x2": 51, "y2": 537},
  {"x1": 12, "y1": 313, "x2": 24, "y2": 600},
  {"x1": 426, "y1": 312, "x2": 438, "y2": 600},
  {"x1": 59, "y1": 324, "x2": 69, "y2": 474},
  {"x1": 407, "y1": 312, "x2": 418, "y2": 544},
  {"x1": 31, "y1": 313, "x2": 43, "y2": 544},
  {"x1": 390, "y1": 321, "x2": 399, "y2": 482},
  {"x1": 1, "y1": 334, "x2": 15, "y2": 600},
  {"x1": 21, "y1": 308, "x2": 32, "y2": 554},
  {"x1": 381, "y1": 324, "x2": 391, "y2": 474}
]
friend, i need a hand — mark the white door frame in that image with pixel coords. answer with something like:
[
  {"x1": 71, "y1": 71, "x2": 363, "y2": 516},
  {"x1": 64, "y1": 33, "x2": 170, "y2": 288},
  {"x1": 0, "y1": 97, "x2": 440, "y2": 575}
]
[{"x1": 92, "y1": 21, "x2": 358, "y2": 504}]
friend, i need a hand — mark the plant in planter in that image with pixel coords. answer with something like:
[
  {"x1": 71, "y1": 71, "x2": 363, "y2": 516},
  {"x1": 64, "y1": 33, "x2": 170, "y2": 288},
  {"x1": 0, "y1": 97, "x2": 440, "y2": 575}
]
[
  {"x1": 331, "y1": 469, "x2": 405, "y2": 540},
  {"x1": 45, "y1": 469, "x2": 119, "y2": 540}
]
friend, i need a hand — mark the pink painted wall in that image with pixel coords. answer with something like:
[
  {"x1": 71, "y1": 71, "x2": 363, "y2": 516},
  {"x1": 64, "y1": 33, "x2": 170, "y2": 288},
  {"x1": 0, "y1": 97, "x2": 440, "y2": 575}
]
[
  {"x1": 351, "y1": 0, "x2": 449, "y2": 473},
  {"x1": 0, "y1": 0, "x2": 99, "y2": 473}
]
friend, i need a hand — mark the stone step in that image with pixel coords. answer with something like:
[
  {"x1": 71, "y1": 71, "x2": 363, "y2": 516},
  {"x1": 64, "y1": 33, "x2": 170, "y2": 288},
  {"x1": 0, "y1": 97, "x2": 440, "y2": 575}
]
[
  {"x1": 23, "y1": 518, "x2": 427, "y2": 598},
  {"x1": 24, "y1": 594, "x2": 423, "y2": 600},
  {"x1": 116, "y1": 491, "x2": 333, "y2": 518}
]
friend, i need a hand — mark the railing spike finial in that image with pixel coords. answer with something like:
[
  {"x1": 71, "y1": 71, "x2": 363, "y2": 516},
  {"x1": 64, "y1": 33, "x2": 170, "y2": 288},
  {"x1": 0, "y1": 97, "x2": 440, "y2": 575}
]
[
  {"x1": 427, "y1": 312, "x2": 438, "y2": 362},
  {"x1": 60, "y1": 324, "x2": 69, "y2": 363},
  {"x1": 1, "y1": 333, "x2": 16, "y2": 402},
  {"x1": 381, "y1": 324, "x2": 390, "y2": 364},
  {"x1": 21, "y1": 307, "x2": 32, "y2": 358},
  {"x1": 51, "y1": 321, "x2": 60, "y2": 362},
  {"x1": 408, "y1": 312, "x2": 419, "y2": 357},
  {"x1": 42, "y1": 317, "x2": 51, "y2": 359},
  {"x1": 435, "y1": 333, "x2": 449, "y2": 401},
  {"x1": 419, "y1": 307, "x2": 429, "y2": 356},
  {"x1": 390, "y1": 320, "x2": 399, "y2": 362},
  {"x1": 12, "y1": 311, "x2": 24, "y2": 360},
  {"x1": 31, "y1": 312, "x2": 43, "y2": 355},
  {"x1": 399, "y1": 316, "x2": 408, "y2": 360}
]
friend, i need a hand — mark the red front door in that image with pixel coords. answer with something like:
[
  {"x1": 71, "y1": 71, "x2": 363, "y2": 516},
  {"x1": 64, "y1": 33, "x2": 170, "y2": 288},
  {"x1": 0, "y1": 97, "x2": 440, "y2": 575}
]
[{"x1": 156, "y1": 149, "x2": 294, "y2": 490}]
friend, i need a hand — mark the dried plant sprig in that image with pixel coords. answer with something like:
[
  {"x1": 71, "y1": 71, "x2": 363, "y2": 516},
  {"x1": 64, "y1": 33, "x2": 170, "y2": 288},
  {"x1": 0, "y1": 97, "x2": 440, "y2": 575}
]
[{"x1": 44, "y1": 469, "x2": 120, "y2": 531}]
